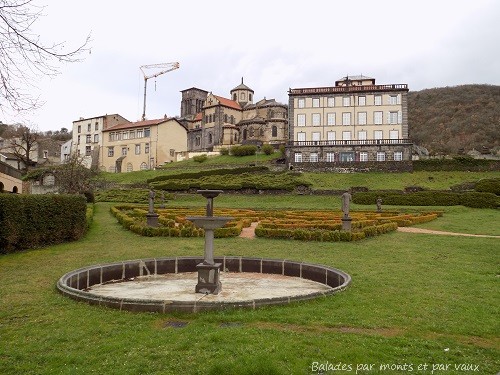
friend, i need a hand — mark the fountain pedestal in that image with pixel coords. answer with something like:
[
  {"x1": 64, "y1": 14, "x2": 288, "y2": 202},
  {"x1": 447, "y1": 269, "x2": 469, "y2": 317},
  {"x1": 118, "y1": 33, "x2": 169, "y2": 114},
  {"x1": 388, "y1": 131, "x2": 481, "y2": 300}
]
[{"x1": 187, "y1": 190, "x2": 233, "y2": 295}]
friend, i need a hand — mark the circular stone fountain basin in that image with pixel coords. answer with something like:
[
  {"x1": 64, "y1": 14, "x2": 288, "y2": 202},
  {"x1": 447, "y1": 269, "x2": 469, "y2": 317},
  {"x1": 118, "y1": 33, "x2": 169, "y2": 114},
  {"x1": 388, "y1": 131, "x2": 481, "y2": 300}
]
[{"x1": 57, "y1": 256, "x2": 351, "y2": 313}]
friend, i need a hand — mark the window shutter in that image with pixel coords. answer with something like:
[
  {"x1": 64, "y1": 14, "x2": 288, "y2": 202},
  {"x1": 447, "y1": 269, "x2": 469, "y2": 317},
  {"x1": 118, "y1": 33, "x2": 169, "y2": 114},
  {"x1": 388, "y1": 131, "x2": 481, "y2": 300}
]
[
  {"x1": 397, "y1": 94, "x2": 401, "y2": 105},
  {"x1": 386, "y1": 112, "x2": 390, "y2": 124},
  {"x1": 398, "y1": 111, "x2": 402, "y2": 124}
]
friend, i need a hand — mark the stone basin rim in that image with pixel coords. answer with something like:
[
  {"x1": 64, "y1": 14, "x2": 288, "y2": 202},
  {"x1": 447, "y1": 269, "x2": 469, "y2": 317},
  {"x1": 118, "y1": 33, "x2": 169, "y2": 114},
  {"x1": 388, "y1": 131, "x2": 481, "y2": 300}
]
[{"x1": 56, "y1": 256, "x2": 351, "y2": 313}]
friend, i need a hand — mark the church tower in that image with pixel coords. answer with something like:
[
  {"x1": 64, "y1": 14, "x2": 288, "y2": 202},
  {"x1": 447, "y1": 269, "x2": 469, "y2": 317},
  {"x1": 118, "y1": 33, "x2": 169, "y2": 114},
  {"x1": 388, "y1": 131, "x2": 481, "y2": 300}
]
[{"x1": 230, "y1": 78, "x2": 254, "y2": 107}]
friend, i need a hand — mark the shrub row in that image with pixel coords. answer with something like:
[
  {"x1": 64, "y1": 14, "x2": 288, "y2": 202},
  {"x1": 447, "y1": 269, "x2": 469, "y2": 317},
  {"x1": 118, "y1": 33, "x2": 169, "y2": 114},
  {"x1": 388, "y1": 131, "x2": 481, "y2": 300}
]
[
  {"x1": 413, "y1": 157, "x2": 500, "y2": 172},
  {"x1": 353, "y1": 191, "x2": 498, "y2": 208},
  {"x1": 95, "y1": 189, "x2": 172, "y2": 203},
  {"x1": 0, "y1": 194, "x2": 87, "y2": 253},
  {"x1": 230, "y1": 145, "x2": 257, "y2": 156},
  {"x1": 150, "y1": 172, "x2": 310, "y2": 192},
  {"x1": 146, "y1": 166, "x2": 268, "y2": 184},
  {"x1": 474, "y1": 178, "x2": 500, "y2": 195}
]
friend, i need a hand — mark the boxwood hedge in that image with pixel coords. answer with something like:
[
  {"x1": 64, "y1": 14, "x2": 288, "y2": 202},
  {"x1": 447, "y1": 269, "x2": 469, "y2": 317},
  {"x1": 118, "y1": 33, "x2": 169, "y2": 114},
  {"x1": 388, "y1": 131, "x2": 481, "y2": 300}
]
[{"x1": 0, "y1": 194, "x2": 87, "y2": 253}]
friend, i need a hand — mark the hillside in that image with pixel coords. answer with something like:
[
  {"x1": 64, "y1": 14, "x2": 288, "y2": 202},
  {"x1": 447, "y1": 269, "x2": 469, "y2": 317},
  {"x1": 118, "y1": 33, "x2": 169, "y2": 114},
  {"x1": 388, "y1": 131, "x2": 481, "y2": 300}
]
[{"x1": 408, "y1": 84, "x2": 500, "y2": 155}]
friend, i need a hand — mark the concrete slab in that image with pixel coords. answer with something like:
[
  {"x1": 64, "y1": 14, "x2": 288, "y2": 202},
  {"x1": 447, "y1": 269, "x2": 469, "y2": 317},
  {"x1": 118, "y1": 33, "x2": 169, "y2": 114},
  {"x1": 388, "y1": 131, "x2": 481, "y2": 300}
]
[{"x1": 88, "y1": 272, "x2": 332, "y2": 302}]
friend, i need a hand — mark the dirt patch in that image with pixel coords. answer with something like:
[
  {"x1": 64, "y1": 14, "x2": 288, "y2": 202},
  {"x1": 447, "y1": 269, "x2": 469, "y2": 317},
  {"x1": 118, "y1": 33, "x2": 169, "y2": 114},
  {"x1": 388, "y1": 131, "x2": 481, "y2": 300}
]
[{"x1": 397, "y1": 227, "x2": 500, "y2": 238}]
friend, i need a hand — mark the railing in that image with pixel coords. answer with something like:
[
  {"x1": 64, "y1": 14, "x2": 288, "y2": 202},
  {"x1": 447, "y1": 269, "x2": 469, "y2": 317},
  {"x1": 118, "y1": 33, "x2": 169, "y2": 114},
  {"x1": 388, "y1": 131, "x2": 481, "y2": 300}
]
[
  {"x1": 288, "y1": 138, "x2": 412, "y2": 147},
  {"x1": 289, "y1": 84, "x2": 408, "y2": 95}
]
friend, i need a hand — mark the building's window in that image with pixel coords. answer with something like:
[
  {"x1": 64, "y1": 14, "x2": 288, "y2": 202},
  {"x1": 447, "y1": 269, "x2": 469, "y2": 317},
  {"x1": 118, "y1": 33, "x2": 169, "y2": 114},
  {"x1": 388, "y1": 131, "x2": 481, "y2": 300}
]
[
  {"x1": 170, "y1": 149, "x2": 175, "y2": 157},
  {"x1": 144, "y1": 128, "x2": 150, "y2": 137},
  {"x1": 297, "y1": 132, "x2": 306, "y2": 143},
  {"x1": 86, "y1": 135, "x2": 91, "y2": 143},
  {"x1": 342, "y1": 112, "x2": 351, "y2": 126},
  {"x1": 78, "y1": 125, "x2": 81, "y2": 133},
  {"x1": 312, "y1": 98, "x2": 320, "y2": 108},
  {"x1": 312, "y1": 132, "x2": 321, "y2": 145},
  {"x1": 360, "y1": 152, "x2": 369, "y2": 162},
  {"x1": 234, "y1": 133, "x2": 238, "y2": 142},
  {"x1": 205, "y1": 115, "x2": 208, "y2": 123},
  {"x1": 271, "y1": 126, "x2": 277, "y2": 137},
  {"x1": 298, "y1": 98, "x2": 305, "y2": 108},
  {"x1": 297, "y1": 114, "x2": 306, "y2": 126},
  {"x1": 108, "y1": 147, "x2": 114, "y2": 157},
  {"x1": 126, "y1": 163, "x2": 133, "y2": 172},
  {"x1": 129, "y1": 130, "x2": 135, "y2": 139},
  {"x1": 343, "y1": 96, "x2": 350, "y2": 107},
  {"x1": 249, "y1": 93, "x2": 252, "y2": 102},
  {"x1": 249, "y1": 128, "x2": 255, "y2": 137},
  {"x1": 116, "y1": 132, "x2": 122, "y2": 140},
  {"x1": 77, "y1": 135, "x2": 80, "y2": 144},
  {"x1": 195, "y1": 136, "x2": 201, "y2": 146},
  {"x1": 390, "y1": 130, "x2": 399, "y2": 140},
  {"x1": 243, "y1": 129, "x2": 247, "y2": 140},
  {"x1": 224, "y1": 114, "x2": 228, "y2": 122},
  {"x1": 43, "y1": 150, "x2": 48, "y2": 159},
  {"x1": 309, "y1": 153, "x2": 318, "y2": 162},
  {"x1": 240, "y1": 93, "x2": 245, "y2": 101},
  {"x1": 374, "y1": 111, "x2": 383, "y2": 125},
  {"x1": 327, "y1": 97, "x2": 335, "y2": 107},
  {"x1": 95, "y1": 122, "x2": 99, "y2": 131},
  {"x1": 389, "y1": 112, "x2": 398, "y2": 124},
  {"x1": 358, "y1": 112, "x2": 367, "y2": 125},
  {"x1": 140, "y1": 162, "x2": 148, "y2": 170},
  {"x1": 394, "y1": 151, "x2": 403, "y2": 161},
  {"x1": 340, "y1": 152, "x2": 355, "y2": 162},
  {"x1": 327, "y1": 131, "x2": 336, "y2": 144},
  {"x1": 260, "y1": 128, "x2": 264, "y2": 136},
  {"x1": 374, "y1": 130, "x2": 383, "y2": 141},
  {"x1": 358, "y1": 131, "x2": 367, "y2": 144},
  {"x1": 208, "y1": 133, "x2": 213, "y2": 143},
  {"x1": 87, "y1": 124, "x2": 91, "y2": 132},
  {"x1": 121, "y1": 147, "x2": 127, "y2": 156},
  {"x1": 389, "y1": 95, "x2": 398, "y2": 105},
  {"x1": 123, "y1": 131, "x2": 129, "y2": 140},
  {"x1": 374, "y1": 95, "x2": 382, "y2": 106},
  {"x1": 376, "y1": 152, "x2": 386, "y2": 161},
  {"x1": 94, "y1": 134, "x2": 99, "y2": 143},
  {"x1": 294, "y1": 153, "x2": 302, "y2": 162},
  {"x1": 208, "y1": 114, "x2": 212, "y2": 123},
  {"x1": 327, "y1": 113, "x2": 335, "y2": 126},
  {"x1": 233, "y1": 93, "x2": 237, "y2": 101},
  {"x1": 342, "y1": 131, "x2": 351, "y2": 141},
  {"x1": 108, "y1": 166, "x2": 116, "y2": 173},
  {"x1": 312, "y1": 113, "x2": 321, "y2": 126},
  {"x1": 230, "y1": 115, "x2": 235, "y2": 124},
  {"x1": 326, "y1": 152, "x2": 335, "y2": 162},
  {"x1": 137, "y1": 129, "x2": 144, "y2": 138},
  {"x1": 85, "y1": 146, "x2": 91, "y2": 156},
  {"x1": 135, "y1": 144, "x2": 141, "y2": 154},
  {"x1": 145, "y1": 143, "x2": 150, "y2": 153},
  {"x1": 358, "y1": 96, "x2": 366, "y2": 106}
]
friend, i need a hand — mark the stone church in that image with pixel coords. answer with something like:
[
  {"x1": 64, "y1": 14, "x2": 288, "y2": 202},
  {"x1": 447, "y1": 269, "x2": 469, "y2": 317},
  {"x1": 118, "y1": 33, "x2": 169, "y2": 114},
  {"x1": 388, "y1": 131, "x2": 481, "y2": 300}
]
[{"x1": 178, "y1": 79, "x2": 288, "y2": 152}]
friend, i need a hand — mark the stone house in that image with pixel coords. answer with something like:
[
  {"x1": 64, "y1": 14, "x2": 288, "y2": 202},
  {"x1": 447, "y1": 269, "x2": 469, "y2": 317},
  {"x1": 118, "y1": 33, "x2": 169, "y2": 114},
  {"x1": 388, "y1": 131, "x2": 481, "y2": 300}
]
[{"x1": 101, "y1": 117, "x2": 187, "y2": 172}]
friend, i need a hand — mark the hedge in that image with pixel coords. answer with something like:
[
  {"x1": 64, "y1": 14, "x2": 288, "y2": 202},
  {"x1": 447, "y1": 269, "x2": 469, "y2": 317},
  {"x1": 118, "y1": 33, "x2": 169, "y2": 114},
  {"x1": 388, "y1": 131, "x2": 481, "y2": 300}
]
[
  {"x1": 353, "y1": 191, "x2": 498, "y2": 208},
  {"x1": 95, "y1": 189, "x2": 173, "y2": 203},
  {"x1": 0, "y1": 194, "x2": 87, "y2": 253},
  {"x1": 413, "y1": 157, "x2": 500, "y2": 172},
  {"x1": 230, "y1": 145, "x2": 257, "y2": 156},
  {"x1": 474, "y1": 178, "x2": 500, "y2": 195},
  {"x1": 146, "y1": 166, "x2": 269, "y2": 184}
]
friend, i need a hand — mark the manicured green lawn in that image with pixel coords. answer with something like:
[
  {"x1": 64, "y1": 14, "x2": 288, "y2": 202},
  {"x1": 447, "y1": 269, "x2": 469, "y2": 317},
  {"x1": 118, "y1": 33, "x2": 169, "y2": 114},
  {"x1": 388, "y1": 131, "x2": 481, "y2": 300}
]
[{"x1": 0, "y1": 200, "x2": 498, "y2": 374}]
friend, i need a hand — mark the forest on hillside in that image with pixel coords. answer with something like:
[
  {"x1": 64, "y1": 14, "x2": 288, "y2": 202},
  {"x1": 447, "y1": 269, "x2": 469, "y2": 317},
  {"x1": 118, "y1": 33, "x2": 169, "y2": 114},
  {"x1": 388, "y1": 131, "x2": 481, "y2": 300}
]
[{"x1": 408, "y1": 84, "x2": 500, "y2": 155}]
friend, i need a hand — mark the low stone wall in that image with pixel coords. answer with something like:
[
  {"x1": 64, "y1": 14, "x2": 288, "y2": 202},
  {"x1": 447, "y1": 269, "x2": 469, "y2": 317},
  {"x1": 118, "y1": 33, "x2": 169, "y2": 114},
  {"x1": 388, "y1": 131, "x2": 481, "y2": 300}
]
[
  {"x1": 57, "y1": 256, "x2": 351, "y2": 313},
  {"x1": 290, "y1": 161, "x2": 413, "y2": 173}
]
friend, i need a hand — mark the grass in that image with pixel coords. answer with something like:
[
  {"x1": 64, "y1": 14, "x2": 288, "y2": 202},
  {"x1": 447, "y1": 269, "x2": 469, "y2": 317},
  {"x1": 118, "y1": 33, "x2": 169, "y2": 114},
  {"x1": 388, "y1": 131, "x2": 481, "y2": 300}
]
[{"x1": 0, "y1": 199, "x2": 499, "y2": 374}]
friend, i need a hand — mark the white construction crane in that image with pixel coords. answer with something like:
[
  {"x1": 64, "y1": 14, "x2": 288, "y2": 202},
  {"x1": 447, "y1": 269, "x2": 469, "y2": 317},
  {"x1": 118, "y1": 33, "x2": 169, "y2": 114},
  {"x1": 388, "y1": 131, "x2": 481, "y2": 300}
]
[{"x1": 140, "y1": 62, "x2": 180, "y2": 121}]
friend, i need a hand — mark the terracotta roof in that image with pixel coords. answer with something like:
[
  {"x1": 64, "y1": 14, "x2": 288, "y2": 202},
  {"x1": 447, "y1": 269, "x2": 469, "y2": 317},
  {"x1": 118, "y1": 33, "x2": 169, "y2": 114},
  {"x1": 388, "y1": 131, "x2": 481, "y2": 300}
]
[
  {"x1": 103, "y1": 118, "x2": 172, "y2": 132},
  {"x1": 194, "y1": 112, "x2": 202, "y2": 121},
  {"x1": 213, "y1": 95, "x2": 241, "y2": 110}
]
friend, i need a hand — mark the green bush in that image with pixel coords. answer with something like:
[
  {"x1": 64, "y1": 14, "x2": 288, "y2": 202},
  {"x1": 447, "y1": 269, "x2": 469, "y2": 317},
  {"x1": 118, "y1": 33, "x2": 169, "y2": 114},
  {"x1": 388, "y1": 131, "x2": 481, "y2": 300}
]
[
  {"x1": 459, "y1": 192, "x2": 499, "y2": 208},
  {"x1": 231, "y1": 145, "x2": 257, "y2": 156},
  {"x1": 147, "y1": 166, "x2": 268, "y2": 184},
  {"x1": 193, "y1": 154, "x2": 208, "y2": 163},
  {"x1": 0, "y1": 194, "x2": 87, "y2": 253},
  {"x1": 261, "y1": 144, "x2": 274, "y2": 155},
  {"x1": 219, "y1": 148, "x2": 229, "y2": 155},
  {"x1": 474, "y1": 178, "x2": 500, "y2": 195},
  {"x1": 413, "y1": 157, "x2": 500, "y2": 171}
]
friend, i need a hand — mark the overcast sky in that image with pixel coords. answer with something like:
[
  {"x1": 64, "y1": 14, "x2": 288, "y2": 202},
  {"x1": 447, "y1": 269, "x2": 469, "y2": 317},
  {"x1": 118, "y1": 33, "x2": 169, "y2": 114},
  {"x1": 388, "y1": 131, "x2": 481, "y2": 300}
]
[{"x1": 5, "y1": 0, "x2": 499, "y2": 131}]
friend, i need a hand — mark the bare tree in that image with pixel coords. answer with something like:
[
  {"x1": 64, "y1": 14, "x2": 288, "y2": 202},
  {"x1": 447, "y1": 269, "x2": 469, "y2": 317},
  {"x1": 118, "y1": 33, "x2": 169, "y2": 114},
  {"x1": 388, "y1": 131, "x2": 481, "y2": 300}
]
[
  {"x1": 57, "y1": 153, "x2": 99, "y2": 197},
  {"x1": 0, "y1": 0, "x2": 91, "y2": 114},
  {"x1": 5, "y1": 123, "x2": 39, "y2": 170}
]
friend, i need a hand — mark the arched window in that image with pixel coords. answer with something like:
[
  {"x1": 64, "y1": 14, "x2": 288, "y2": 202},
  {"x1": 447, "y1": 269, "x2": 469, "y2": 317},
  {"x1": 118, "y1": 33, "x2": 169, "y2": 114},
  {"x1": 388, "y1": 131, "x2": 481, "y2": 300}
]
[
  {"x1": 234, "y1": 133, "x2": 238, "y2": 142},
  {"x1": 233, "y1": 93, "x2": 237, "y2": 101},
  {"x1": 230, "y1": 115, "x2": 234, "y2": 124},
  {"x1": 249, "y1": 93, "x2": 252, "y2": 102},
  {"x1": 127, "y1": 163, "x2": 133, "y2": 172},
  {"x1": 249, "y1": 128, "x2": 254, "y2": 137},
  {"x1": 12, "y1": 186, "x2": 18, "y2": 193},
  {"x1": 140, "y1": 162, "x2": 148, "y2": 170},
  {"x1": 224, "y1": 114, "x2": 228, "y2": 122},
  {"x1": 243, "y1": 129, "x2": 247, "y2": 140},
  {"x1": 195, "y1": 136, "x2": 201, "y2": 146},
  {"x1": 272, "y1": 126, "x2": 278, "y2": 137},
  {"x1": 208, "y1": 133, "x2": 213, "y2": 144}
]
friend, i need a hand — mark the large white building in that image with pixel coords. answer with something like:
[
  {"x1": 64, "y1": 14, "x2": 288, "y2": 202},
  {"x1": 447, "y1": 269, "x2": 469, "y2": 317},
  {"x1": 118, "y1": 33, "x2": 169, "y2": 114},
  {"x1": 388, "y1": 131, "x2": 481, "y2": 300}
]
[{"x1": 287, "y1": 75, "x2": 412, "y2": 169}]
